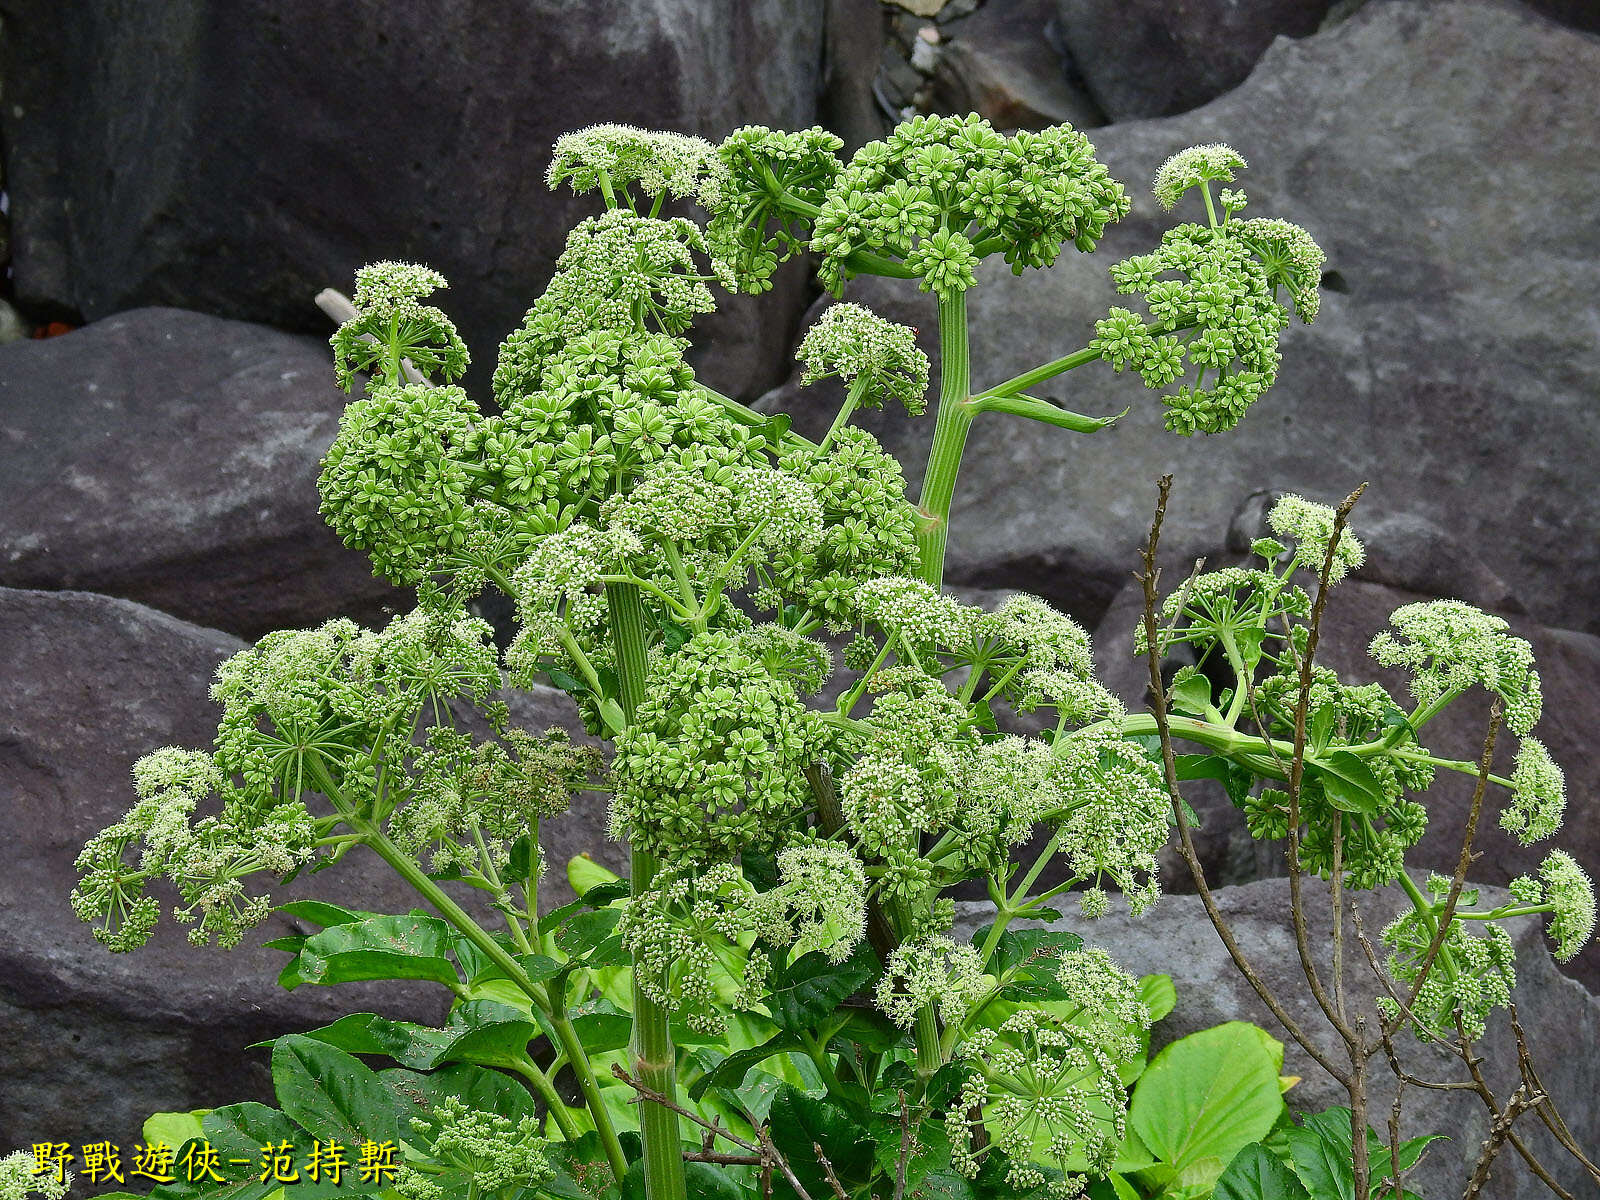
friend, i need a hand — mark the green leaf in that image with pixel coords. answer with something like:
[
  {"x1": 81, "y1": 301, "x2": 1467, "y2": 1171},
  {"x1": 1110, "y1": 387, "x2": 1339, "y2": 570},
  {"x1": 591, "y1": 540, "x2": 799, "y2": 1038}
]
[
  {"x1": 982, "y1": 927, "x2": 1083, "y2": 1000},
  {"x1": 1314, "y1": 751, "x2": 1387, "y2": 816},
  {"x1": 554, "y1": 908, "x2": 626, "y2": 967},
  {"x1": 687, "y1": 1031, "x2": 804, "y2": 1101},
  {"x1": 274, "y1": 900, "x2": 372, "y2": 929},
  {"x1": 1170, "y1": 672, "x2": 1213, "y2": 717},
  {"x1": 1175, "y1": 755, "x2": 1254, "y2": 808},
  {"x1": 1213, "y1": 1143, "x2": 1310, "y2": 1200},
  {"x1": 1139, "y1": 975, "x2": 1178, "y2": 1024},
  {"x1": 276, "y1": 1013, "x2": 452, "y2": 1070},
  {"x1": 143, "y1": 1110, "x2": 208, "y2": 1151},
  {"x1": 377, "y1": 1063, "x2": 536, "y2": 1147},
  {"x1": 1286, "y1": 1108, "x2": 1444, "y2": 1200},
  {"x1": 767, "y1": 1086, "x2": 874, "y2": 1199},
  {"x1": 763, "y1": 943, "x2": 877, "y2": 1032},
  {"x1": 1129, "y1": 1022, "x2": 1288, "y2": 1184},
  {"x1": 292, "y1": 915, "x2": 460, "y2": 990},
  {"x1": 271, "y1": 1035, "x2": 399, "y2": 1147}
]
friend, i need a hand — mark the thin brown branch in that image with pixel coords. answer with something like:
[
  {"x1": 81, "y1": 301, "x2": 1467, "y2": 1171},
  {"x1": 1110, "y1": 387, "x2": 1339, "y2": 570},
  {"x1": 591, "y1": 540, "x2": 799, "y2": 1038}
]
[
  {"x1": 1509, "y1": 1005, "x2": 1600, "y2": 1184},
  {"x1": 1387, "y1": 706, "x2": 1502, "y2": 1035},
  {"x1": 611, "y1": 1064, "x2": 816, "y2": 1200},
  {"x1": 1464, "y1": 1085, "x2": 1542, "y2": 1200},
  {"x1": 814, "y1": 1145, "x2": 849, "y2": 1200},
  {"x1": 892, "y1": 1090, "x2": 914, "y2": 1200},
  {"x1": 1137, "y1": 474, "x2": 1349, "y2": 1085},
  {"x1": 1283, "y1": 484, "x2": 1366, "y2": 1054}
]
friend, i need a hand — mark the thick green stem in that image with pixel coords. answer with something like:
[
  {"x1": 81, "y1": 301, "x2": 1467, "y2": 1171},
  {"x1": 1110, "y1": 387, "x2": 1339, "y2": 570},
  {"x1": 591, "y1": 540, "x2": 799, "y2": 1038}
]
[
  {"x1": 358, "y1": 825, "x2": 628, "y2": 1181},
  {"x1": 606, "y1": 581, "x2": 687, "y2": 1200},
  {"x1": 915, "y1": 290, "x2": 972, "y2": 585}
]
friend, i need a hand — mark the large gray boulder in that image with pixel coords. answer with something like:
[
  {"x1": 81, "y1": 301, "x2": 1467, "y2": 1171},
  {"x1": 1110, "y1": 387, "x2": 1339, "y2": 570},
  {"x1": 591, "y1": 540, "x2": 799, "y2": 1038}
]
[
  {"x1": 0, "y1": 0, "x2": 826, "y2": 399},
  {"x1": 0, "y1": 308, "x2": 402, "y2": 638},
  {"x1": 761, "y1": 0, "x2": 1600, "y2": 636},
  {"x1": 953, "y1": 878, "x2": 1600, "y2": 1198},
  {"x1": 1054, "y1": 0, "x2": 1334, "y2": 119},
  {"x1": 0, "y1": 587, "x2": 616, "y2": 1150}
]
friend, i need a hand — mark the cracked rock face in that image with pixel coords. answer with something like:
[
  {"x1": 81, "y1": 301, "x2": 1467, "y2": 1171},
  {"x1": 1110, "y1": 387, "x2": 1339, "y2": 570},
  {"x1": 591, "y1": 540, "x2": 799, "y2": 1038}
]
[
  {"x1": 764, "y1": 1, "x2": 1600, "y2": 640},
  {"x1": 0, "y1": 587, "x2": 618, "y2": 1150},
  {"x1": 0, "y1": 309, "x2": 404, "y2": 637},
  {"x1": 0, "y1": 0, "x2": 826, "y2": 400}
]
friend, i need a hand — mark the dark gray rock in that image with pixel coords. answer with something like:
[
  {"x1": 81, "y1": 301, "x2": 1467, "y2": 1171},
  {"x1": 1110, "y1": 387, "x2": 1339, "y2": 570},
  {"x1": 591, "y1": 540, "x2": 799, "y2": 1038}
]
[
  {"x1": 822, "y1": 0, "x2": 891, "y2": 153},
  {"x1": 932, "y1": 0, "x2": 1104, "y2": 129},
  {"x1": 0, "y1": 308, "x2": 403, "y2": 638},
  {"x1": 1090, "y1": 575, "x2": 1600, "y2": 988},
  {"x1": 1055, "y1": 0, "x2": 1335, "y2": 119},
  {"x1": 762, "y1": 1, "x2": 1600, "y2": 636},
  {"x1": 0, "y1": 0, "x2": 827, "y2": 400},
  {"x1": 0, "y1": 586, "x2": 617, "y2": 1149},
  {"x1": 953, "y1": 878, "x2": 1600, "y2": 1198}
]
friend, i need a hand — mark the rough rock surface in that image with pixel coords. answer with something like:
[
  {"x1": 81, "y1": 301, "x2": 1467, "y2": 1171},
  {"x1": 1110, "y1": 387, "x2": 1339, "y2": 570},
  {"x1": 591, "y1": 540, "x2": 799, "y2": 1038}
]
[
  {"x1": 1090, "y1": 575, "x2": 1600, "y2": 988},
  {"x1": 0, "y1": 308, "x2": 404, "y2": 637},
  {"x1": 0, "y1": 0, "x2": 827, "y2": 399},
  {"x1": 932, "y1": 0, "x2": 1104, "y2": 130},
  {"x1": 0, "y1": 587, "x2": 617, "y2": 1150},
  {"x1": 1053, "y1": 0, "x2": 1335, "y2": 119},
  {"x1": 761, "y1": 1, "x2": 1600, "y2": 636},
  {"x1": 953, "y1": 879, "x2": 1600, "y2": 1199}
]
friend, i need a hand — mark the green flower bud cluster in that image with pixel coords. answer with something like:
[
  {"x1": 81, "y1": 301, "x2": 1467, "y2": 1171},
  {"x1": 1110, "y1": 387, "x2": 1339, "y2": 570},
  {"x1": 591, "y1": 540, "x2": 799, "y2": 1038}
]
[
  {"x1": 330, "y1": 261, "x2": 469, "y2": 391},
  {"x1": 707, "y1": 125, "x2": 844, "y2": 293},
  {"x1": 1378, "y1": 884, "x2": 1517, "y2": 1043},
  {"x1": 617, "y1": 863, "x2": 770, "y2": 1036},
  {"x1": 1, "y1": 1151, "x2": 69, "y2": 1200},
  {"x1": 947, "y1": 945, "x2": 1147, "y2": 1199},
  {"x1": 981, "y1": 593, "x2": 1122, "y2": 722},
  {"x1": 1502, "y1": 737, "x2": 1566, "y2": 845},
  {"x1": 874, "y1": 934, "x2": 987, "y2": 1028},
  {"x1": 398, "y1": 1097, "x2": 555, "y2": 1200},
  {"x1": 1096, "y1": 222, "x2": 1289, "y2": 435},
  {"x1": 1096, "y1": 147, "x2": 1325, "y2": 435},
  {"x1": 1369, "y1": 600, "x2": 1543, "y2": 735},
  {"x1": 547, "y1": 123, "x2": 726, "y2": 208},
  {"x1": 809, "y1": 115, "x2": 1130, "y2": 298},
  {"x1": 1511, "y1": 851, "x2": 1596, "y2": 963},
  {"x1": 797, "y1": 302, "x2": 930, "y2": 414},
  {"x1": 319, "y1": 383, "x2": 481, "y2": 585},
  {"x1": 610, "y1": 629, "x2": 825, "y2": 861},
  {"x1": 771, "y1": 432, "x2": 921, "y2": 629}
]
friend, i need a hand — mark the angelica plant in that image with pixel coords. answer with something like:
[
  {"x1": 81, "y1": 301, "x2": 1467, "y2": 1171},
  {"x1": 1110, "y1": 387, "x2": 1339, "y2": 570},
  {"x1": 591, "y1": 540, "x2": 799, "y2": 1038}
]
[{"x1": 58, "y1": 112, "x2": 1593, "y2": 1200}]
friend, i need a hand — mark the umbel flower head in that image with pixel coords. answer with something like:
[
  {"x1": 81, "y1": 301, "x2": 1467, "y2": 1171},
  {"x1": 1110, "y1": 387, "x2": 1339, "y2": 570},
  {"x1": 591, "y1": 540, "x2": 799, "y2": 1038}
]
[
  {"x1": 1511, "y1": 851, "x2": 1597, "y2": 963},
  {"x1": 947, "y1": 947, "x2": 1148, "y2": 1198},
  {"x1": 1152, "y1": 143, "x2": 1247, "y2": 211},
  {"x1": 0, "y1": 1151, "x2": 69, "y2": 1200},
  {"x1": 1267, "y1": 493, "x2": 1365, "y2": 583},
  {"x1": 798, "y1": 302, "x2": 929, "y2": 414},
  {"x1": 547, "y1": 123, "x2": 727, "y2": 208},
  {"x1": 396, "y1": 1096, "x2": 555, "y2": 1200},
  {"x1": 1501, "y1": 737, "x2": 1566, "y2": 845},
  {"x1": 330, "y1": 261, "x2": 469, "y2": 391},
  {"x1": 1368, "y1": 600, "x2": 1543, "y2": 734}
]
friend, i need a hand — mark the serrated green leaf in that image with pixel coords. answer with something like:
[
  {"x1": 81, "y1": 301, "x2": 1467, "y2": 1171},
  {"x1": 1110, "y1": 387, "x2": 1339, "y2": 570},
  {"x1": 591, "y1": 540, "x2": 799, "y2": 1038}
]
[
  {"x1": 1314, "y1": 751, "x2": 1386, "y2": 816},
  {"x1": 687, "y1": 1031, "x2": 804, "y2": 1101},
  {"x1": 293, "y1": 915, "x2": 460, "y2": 991},
  {"x1": 763, "y1": 943, "x2": 876, "y2": 1032},
  {"x1": 1213, "y1": 1143, "x2": 1309, "y2": 1200},
  {"x1": 271, "y1": 1036, "x2": 398, "y2": 1148}
]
